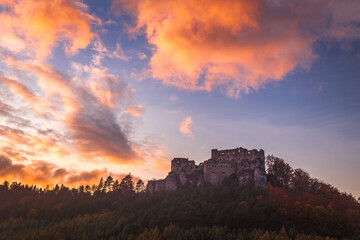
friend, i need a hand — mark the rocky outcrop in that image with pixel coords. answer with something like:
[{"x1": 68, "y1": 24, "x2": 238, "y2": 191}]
[{"x1": 146, "y1": 147, "x2": 267, "y2": 193}]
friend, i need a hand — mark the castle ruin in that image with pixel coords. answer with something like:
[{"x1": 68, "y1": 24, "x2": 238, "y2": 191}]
[{"x1": 146, "y1": 147, "x2": 267, "y2": 192}]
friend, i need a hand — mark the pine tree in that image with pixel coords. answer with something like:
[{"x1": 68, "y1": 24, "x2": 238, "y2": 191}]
[
  {"x1": 104, "y1": 176, "x2": 114, "y2": 192},
  {"x1": 136, "y1": 179, "x2": 145, "y2": 193},
  {"x1": 98, "y1": 177, "x2": 104, "y2": 192},
  {"x1": 120, "y1": 173, "x2": 134, "y2": 192},
  {"x1": 113, "y1": 180, "x2": 120, "y2": 191}
]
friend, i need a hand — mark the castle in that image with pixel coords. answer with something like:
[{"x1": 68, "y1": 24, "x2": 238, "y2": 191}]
[{"x1": 146, "y1": 147, "x2": 267, "y2": 192}]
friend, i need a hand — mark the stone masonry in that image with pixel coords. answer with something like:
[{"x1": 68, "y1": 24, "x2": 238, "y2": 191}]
[{"x1": 146, "y1": 147, "x2": 267, "y2": 192}]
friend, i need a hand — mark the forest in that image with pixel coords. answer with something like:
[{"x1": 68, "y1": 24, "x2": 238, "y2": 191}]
[{"x1": 0, "y1": 155, "x2": 359, "y2": 240}]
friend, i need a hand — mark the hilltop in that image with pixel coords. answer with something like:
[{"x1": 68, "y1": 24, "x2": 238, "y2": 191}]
[{"x1": 0, "y1": 153, "x2": 359, "y2": 239}]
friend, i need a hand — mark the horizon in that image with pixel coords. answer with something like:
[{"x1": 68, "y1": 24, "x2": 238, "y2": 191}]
[{"x1": 0, "y1": 0, "x2": 359, "y2": 198}]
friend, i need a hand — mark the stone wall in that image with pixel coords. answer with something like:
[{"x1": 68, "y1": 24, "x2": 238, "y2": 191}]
[
  {"x1": 203, "y1": 159, "x2": 236, "y2": 184},
  {"x1": 171, "y1": 158, "x2": 197, "y2": 175},
  {"x1": 146, "y1": 147, "x2": 267, "y2": 193}
]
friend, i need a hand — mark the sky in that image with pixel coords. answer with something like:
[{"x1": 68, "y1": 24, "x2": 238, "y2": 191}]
[{"x1": 0, "y1": 0, "x2": 359, "y2": 196}]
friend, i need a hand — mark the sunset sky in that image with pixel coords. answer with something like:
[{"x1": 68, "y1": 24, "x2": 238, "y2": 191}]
[{"x1": 0, "y1": 0, "x2": 359, "y2": 196}]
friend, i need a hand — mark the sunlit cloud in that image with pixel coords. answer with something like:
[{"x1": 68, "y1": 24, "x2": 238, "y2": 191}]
[
  {"x1": 0, "y1": 0, "x2": 185, "y2": 186},
  {"x1": 66, "y1": 168, "x2": 108, "y2": 185},
  {"x1": 124, "y1": 105, "x2": 144, "y2": 116},
  {"x1": 0, "y1": 155, "x2": 141, "y2": 187},
  {"x1": 0, "y1": 0, "x2": 99, "y2": 60},
  {"x1": 179, "y1": 116, "x2": 193, "y2": 137},
  {"x1": 92, "y1": 40, "x2": 130, "y2": 66},
  {"x1": 1, "y1": 57, "x2": 140, "y2": 164},
  {"x1": 0, "y1": 75, "x2": 58, "y2": 118},
  {"x1": 114, "y1": 0, "x2": 360, "y2": 98}
]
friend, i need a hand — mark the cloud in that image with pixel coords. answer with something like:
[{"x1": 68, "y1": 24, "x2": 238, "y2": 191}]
[
  {"x1": 0, "y1": 124, "x2": 69, "y2": 159},
  {"x1": 169, "y1": 96, "x2": 178, "y2": 102},
  {"x1": 86, "y1": 68, "x2": 134, "y2": 108},
  {"x1": 0, "y1": 155, "x2": 138, "y2": 186},
  {"x1": 0, "y1": 155, "x2": 25, "y2": 177},
  {"x1": 1, "y1": 146, "x2": 35, "y2": 162},
  {"x1": 124, "y1": 105, "x2": 144, "y2": 116},
  {"x1": 0, "y1": 56, "x2": 141, "y2": 164},
  {"x1": 0, "y1": 155, "x2": 146, "y2": 187},
  {"x1": 66, "y1": 168, "x2": 108, "y2": 185},
  {"x1": 65, "y1": 105, "x2": 137, "y2": 163},
  {"x1": 114, "y1": 0, "x2": 360, "y2": 98},
  {"x1": 0, "y1": 74, "x2": 58, "y2": 117},
  {"x1": 179, "y1": 116, "x2": 193, "y2": 137},
  {"x1": 92, "y1": 40, "x2": 130, "y2": 66},
  {"x1": 0, "y1": 1, "x2": 174, "y2": 186},
  {"x1": 0, "y1": 0, "x2": 99, "y2": 59}
]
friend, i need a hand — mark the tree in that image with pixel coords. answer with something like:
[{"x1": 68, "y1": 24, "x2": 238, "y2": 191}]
[
  {"x1": 4, "y1": 180, "x2": 9, "y2": 190},
  {"x1": 113, "y1": 180, "x2": 120, "y2": 191},
  {"x1": 291, "y1": 168, "x2": 311, "y2": 192},
  {"x1": 85, "y1": 185, "x2": 91, "y2": 193},
  {"x1": 104, "y1": 176, "x2": 114, "y2": 192},
  {"x1": 136, "y1": 179, "x2": 145, "y2": 193},
  {"x1": 98, "y1": 177, "x2": 104, "y2": 192},
  {"x1": 120, "y1": 173, "x2": 134, "y2": 192},
  {"x1": 266, "y1": 155, "x2": 293, "y2": 188}
]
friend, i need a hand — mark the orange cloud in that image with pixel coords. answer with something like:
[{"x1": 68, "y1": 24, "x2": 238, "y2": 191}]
[
  {"x1": 66, "y1": 168, "x2": 108, "y2": 185},
  {"x1": 124, "y1": 105, "x2": 144, "y2": 116},
  {"x1": 0, "y1": 155, "x2": 145, "y2": 187},
  {"x1": 0, "y1": 155, "x2": 138, "y2": 187},
  {"x1": 86, "y1": 68, "x2": 134, "y2": 108},
  {"x1": 0, "y1": 125, "x2": 69, "y2": 160},
  {"x1": 2, "y1": 58, "x2": 138, "y2": 164},
  {"x1": 0, "y1": 75, "x2": 58, "y2": 117},
  {"x1": 0, "y1": 0, "x2": 99, "y2": 59},
  {"x1": 114, "y1": 0, "x2": 360, "y2": 98},
  {"x1": 179, "y1": 116, "x2": 193, "y2": 137}
]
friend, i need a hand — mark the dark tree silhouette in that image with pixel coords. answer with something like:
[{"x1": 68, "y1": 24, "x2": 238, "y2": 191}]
[
  {"x1": 266, "y1": 155, "x2": 293, "y2": 188},
  {"x1": 97, "y1": 177, "x2": 104, "y2": 192},
  {"x1": 104, "y1": 176, "x2": 114, "y2": 192},
  {"x1": 136, "y1": 179, "x2": 145, "y2": 193},
  {"x1": 120, "y1": 173, "x2": 134, "y2": 192},
  {"x1": 291, "y1": 168, "x2": 311, "y2": 192}
]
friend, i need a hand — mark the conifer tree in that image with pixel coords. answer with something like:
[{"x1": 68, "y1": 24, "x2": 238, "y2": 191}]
[{"x1": 136, "y1": 179, "x2": 145, "y2": 193}]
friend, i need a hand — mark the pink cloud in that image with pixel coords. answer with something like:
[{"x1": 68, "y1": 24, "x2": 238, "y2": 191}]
[
  {"x1": 114, "y1": 0, "x2": 360, "y2": 98},
  {"x1": 0, "y1": 57, "x2": 151, "y2": 165},
  {"x1": 124, "y1": 105, "x2": 144, "y2": 116},
  {"x1": 179, "y1": 116, "x2": 193, "y2": 137}
]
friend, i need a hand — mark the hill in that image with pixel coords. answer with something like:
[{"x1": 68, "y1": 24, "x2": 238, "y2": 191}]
[{"x1": 0, "y1": 155, "x2": 359, "y2": 240}]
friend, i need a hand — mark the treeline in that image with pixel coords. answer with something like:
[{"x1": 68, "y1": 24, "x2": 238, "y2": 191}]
[
  {"x1": 266, "y1": 155, "x2": 357, "y2": 200},
  {"x1": 0, "y1": 156, "x2": 359, "y2": 240},
  {"x1": 0, "y1": 173, "x2": 145, "y2": 195}
]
